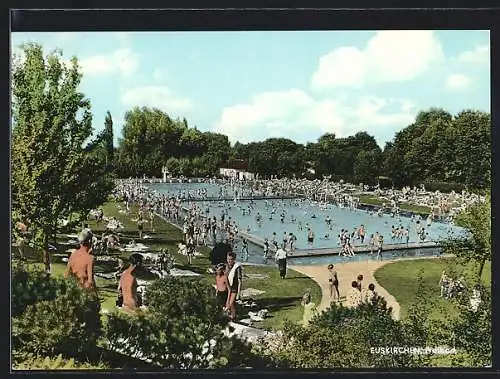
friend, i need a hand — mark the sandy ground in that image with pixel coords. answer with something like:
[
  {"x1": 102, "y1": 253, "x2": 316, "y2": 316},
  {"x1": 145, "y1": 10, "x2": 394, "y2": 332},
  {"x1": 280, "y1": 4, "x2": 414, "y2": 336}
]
[{"x1": 290, "y1": 259, "x2": 401, "y2": 320}]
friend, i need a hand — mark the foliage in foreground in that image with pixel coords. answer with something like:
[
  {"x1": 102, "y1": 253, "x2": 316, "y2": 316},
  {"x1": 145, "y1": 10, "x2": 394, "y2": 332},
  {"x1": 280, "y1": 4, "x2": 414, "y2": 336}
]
[
  {"x1": 254, "y1": 296, "x2": 428, "y2": 368},
  {"x1": 254, "y1": 273, "x2": 491, "y2": 369},
  {"x1": 13, "y1": 353, "x2": 109, "y2": 370},
  {"x1": 12, "y1": 264, "x2": 101, "y2": 360},
  {"x1": 103, "y1": 277, "x2": 270, "y2": 369}
]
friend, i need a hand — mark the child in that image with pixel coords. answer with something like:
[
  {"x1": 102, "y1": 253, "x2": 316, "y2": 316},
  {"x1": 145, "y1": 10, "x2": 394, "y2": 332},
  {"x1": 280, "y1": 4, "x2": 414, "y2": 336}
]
[{"x1": 215, "y1": 264, "x2": 229, "y2": 311}]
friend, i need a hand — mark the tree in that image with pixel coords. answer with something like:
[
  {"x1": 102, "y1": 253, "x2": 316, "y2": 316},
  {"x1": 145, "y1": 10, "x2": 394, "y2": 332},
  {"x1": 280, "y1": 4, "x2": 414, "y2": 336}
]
[
  {"x1": 104, "y1": 111, "x2": 114, "y2": 167},
  {"x1": 442, "y1": 194, "x2": 491, "y2": 280},
  {"x1": 354, "y1": 149, "x2": 381, "y2": 185},
  {"x1": 11, "y1": 43, "x2": 114, "y2": 271}
]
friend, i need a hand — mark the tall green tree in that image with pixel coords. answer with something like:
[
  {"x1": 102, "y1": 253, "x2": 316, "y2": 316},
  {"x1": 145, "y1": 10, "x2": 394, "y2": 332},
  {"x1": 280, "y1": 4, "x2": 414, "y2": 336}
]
[
  {"x1": 104, "y1": 110, "x2": 114, "y2": 167},
  {"x1": 442, "y1": 194, "x2": 491, "y2": 280},
  {"x1": 11, "y1": 43, "x2": 113, "y2": 271}
]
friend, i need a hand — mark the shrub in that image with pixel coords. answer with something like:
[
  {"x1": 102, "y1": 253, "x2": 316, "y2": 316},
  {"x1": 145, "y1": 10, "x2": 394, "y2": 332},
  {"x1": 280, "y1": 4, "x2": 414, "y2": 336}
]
[
  {"x1": 12, "y1": 273, "x2": 101, "y2": 359},
  {"x1": 103, "y1": 277, "x2": 270, "y2": 369},
  {"x1": 11, "y1": 262, "x2": 65, "y2": 318},
  {"x1": 144, "y1": 277, "x2": 222, "y2": 323},
  {"x1": 12, "y1": 353, "x2": 109, "y2": 370},
  {"x1": 256, "y1": 297, "x2": 426, "y2": 368}
]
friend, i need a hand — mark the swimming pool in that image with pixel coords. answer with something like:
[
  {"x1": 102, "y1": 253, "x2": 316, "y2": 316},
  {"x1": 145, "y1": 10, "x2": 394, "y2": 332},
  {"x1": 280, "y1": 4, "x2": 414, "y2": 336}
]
[{"x1": 149, "y1": 182, "x2": 467, "y2": 265}]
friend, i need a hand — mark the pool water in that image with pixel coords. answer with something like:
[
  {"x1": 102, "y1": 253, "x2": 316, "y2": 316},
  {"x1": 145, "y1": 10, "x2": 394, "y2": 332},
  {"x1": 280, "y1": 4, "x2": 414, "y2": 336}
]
[{"x1": 149, "y1": 182, "x2": 467, "y2": 266}]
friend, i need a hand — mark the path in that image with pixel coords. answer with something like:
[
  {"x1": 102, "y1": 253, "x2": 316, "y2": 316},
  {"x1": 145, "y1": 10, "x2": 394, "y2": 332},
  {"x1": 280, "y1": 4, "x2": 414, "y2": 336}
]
[
  {"x1": 290, "y1": 255, "x2": 453, "y2": 321},
  {"x1": 290, "y1": 260, "x2": 401, "y2": 320}
]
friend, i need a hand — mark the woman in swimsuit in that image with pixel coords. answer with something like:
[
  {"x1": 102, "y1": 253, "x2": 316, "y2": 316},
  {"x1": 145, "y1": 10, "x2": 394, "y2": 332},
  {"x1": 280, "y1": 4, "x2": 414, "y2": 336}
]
[{"x1": 328, "y1": 264, "x2": 340, "y2": 301}]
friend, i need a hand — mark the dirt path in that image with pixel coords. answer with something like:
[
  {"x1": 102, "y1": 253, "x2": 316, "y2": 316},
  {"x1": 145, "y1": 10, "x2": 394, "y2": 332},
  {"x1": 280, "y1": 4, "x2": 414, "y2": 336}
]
[{"x1": 290, "y1": 260, "x2": 401, "y2": 320}]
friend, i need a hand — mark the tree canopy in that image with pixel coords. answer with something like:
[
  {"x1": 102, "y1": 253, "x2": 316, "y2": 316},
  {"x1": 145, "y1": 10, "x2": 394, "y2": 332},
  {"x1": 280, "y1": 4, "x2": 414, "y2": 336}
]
[{"x1": 11, "y1": 43, "x2": 114, "y2": 268}]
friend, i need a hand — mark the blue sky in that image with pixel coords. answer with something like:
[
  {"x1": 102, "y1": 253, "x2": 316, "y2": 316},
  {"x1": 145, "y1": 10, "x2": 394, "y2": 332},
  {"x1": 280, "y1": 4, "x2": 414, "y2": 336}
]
[{"x1": 11, "y1": 30, "x2": 490, "y2": 149}]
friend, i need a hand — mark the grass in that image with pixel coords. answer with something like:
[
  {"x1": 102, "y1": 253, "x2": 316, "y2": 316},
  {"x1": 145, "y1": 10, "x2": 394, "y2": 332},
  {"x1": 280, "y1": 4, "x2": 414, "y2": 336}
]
[
  {"x1": 14, "y1": 199, "x2": 322, "y2": 332},
  {"x1": 358, "y1": 194, "x2": 431, "y2": 215},
  {"x1": 374, "y1": 257, "x2": 491, "y2": 321}
]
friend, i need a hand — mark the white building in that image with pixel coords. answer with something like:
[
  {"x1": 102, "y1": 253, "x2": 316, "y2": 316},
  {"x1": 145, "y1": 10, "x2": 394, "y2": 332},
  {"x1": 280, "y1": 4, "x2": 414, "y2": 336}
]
[{"x1": 219, "y1": 159, "x2": 255, "y2": 180}]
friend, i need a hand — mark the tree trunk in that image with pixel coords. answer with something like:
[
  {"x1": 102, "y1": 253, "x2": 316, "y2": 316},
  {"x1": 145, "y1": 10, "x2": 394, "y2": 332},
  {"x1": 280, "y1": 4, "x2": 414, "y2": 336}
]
[
  {"x1": 42, "y1": 234, "x2": 51, "y2": 274},
  {"x1": 477, "y1": 258, "x2": 486, "y2": 282}
]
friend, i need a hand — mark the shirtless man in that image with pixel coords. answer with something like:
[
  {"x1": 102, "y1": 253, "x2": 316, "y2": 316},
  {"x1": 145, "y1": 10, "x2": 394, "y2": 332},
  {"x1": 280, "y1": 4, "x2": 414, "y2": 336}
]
[
  {"x1": 119, "y1": 254, "x2": 143, "y2": 313},
  {"x1": 64, "y1": 229, "x2": 96, "y2": 290}
]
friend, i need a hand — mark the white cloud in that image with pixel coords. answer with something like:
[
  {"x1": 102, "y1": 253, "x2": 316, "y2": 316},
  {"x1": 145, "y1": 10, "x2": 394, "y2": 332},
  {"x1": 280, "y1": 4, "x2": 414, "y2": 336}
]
[
  {"x1": 457, "y1": 45, "x2": 489, "y2": 65},
  {"x1": 312, "y1": 30, "x2": 444, "y2": 89},
  {"x1": 445, "y1": 73, "x2": 471, "y2": 90},
  {"x1": 121, "y1": 85, "x2": 192, "y2": 112},
  {"x1": 213, "y1": 90, "x2": 417, "y2": 145},
  {"x1": 79, "y1": 48, "x2": 139, "y2": 76},
  {"x1": 153, "y1": 68, "x2": 165, "y2": 82}
]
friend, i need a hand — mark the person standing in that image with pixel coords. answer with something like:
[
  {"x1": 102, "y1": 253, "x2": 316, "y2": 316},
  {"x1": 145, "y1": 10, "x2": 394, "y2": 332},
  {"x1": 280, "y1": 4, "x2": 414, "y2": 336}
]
[
  {"x1": 301, "y1": 292, "x2": 318, "y2": 326},
  {"x1": 358, "y1": 224, "x2": 366, "y2": 244},
  {"x1": 289, "y1": 232, "x2": 297, "y2": 251},
  {"x1": 376, "y1": 235, "x2": 384, "y2": 261},
  {"x1": 119, "y1": 254, "x2": 143, "y2": 313},
  {"x1": 263, "y1": 238, "x2": 270, "y2": 263},
  {"x1": 241, "y1": 238, "x2": 249, "y2": 262},
  {"x1": 368, "y1": 234, "x2": 376, "y2": 255},
  {"x1": 225, "y1": 252, "x2": 243, "y2": 322},
  {"x1": 307, "y1": 227, "x2": 315, "y2": 246},
  {"x1": 215, "y1": 263, "x2": 229, "y2": 313},
  {"x1": 356, "y1": 274, "x2": 364, "y2": 291},
  {"x1": 328, "y1": 264, "x2": 340, "y2": 301},
  {"x1": 137, "y1": 215, "x2": 144, "y2": 239},
  {"x1": 64, "y1": 229, "x2": 96, "y2": 291},
  {"x1": 275, "y1": 244, "x2": 288, "y2": 279}
]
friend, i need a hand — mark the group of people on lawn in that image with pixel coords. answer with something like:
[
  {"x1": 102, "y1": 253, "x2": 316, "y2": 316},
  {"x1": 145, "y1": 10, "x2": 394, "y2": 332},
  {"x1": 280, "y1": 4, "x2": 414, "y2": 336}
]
[{"x1": 64, "y1": 228, "x2": 143, "y2": 314}]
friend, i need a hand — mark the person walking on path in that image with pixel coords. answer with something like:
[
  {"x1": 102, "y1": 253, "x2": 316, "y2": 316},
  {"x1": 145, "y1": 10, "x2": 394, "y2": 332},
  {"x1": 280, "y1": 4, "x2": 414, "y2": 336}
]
[
  {"x1": 64, "y1": 229, "x2": 96, "y2": 291},
  {"x1": 327, "y1": 264, "x2": 340, "y2": 302},
  {"x1": 275, "y1": 245, "x2": 288, "y2": 279}
]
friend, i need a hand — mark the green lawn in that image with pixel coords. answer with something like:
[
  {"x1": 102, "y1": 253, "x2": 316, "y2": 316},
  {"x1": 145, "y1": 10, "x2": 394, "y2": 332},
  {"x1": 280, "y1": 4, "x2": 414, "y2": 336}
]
[
  {"x1": 374, "y1": 258, "x2": 491, "y2": 321},
  {"x1": 17, "y1": 200, "x2": 322, "y2": 332},
  {"x1": 358, "y1": 194, "x2": 431, "y2": 215}
]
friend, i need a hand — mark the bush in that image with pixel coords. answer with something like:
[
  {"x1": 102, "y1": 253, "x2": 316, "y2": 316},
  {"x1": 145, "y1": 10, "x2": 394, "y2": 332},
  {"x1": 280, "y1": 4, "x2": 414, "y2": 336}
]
[
  {"x1": 12, "y1": 272, "x2": 101, "y2": 359},
  {"x1": 144, "y1": 277, "x2": 222, "y2": 323},
  {"x1": 11, "y1": 262, "x2": 64, "y2": 318},
  {"x1": 257, "y1": 298, "x2": 426, "y2": 368},
  {"x1": 103, "y1": 277, "x2": 270, "y2": 369},
  {"x1": 12, "y1": 353, "x2": 109, "y2": 370}
]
